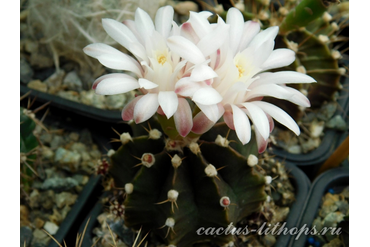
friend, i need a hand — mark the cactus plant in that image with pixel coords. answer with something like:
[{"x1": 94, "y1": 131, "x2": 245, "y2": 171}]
[
  {"x1": 106, "y1": 119, "x2": 267, "y2": 246},
  {"x1": 84, "y1": 4, "x2": 316, "y2": 247}
]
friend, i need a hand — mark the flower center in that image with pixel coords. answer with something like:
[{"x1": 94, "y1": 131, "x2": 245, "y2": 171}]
[
  {"x1": 157, "y1": 54, "x2": 167, "y2": 65},
  {"x1": 236, "y1": 64, "x2": 245, "y2": 79}
]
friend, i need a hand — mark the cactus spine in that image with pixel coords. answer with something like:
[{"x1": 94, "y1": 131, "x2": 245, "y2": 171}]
[
  {"x1": 107, "y1": 118, "x2": 267, "y2": 246},
  {"x1": 20, "y1": 107, "x2": 40, "y2": 192}
]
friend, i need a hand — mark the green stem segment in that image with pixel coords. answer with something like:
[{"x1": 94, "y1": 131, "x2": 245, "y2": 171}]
[{"x1": 279, "y1": 0, "x2": 335, "y2": 34}]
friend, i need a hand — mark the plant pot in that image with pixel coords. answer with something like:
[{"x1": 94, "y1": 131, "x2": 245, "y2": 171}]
[
  {"x1": 20, "y1": 84, "x2": 122, "y2": 123},
  {"x1": 47, "y1": 175, "x2": 103, "y2": 247},
  {"x1": 77, "y1": 161, "x2": 311, "y2": 247},
  {"x1": 269, "y1": 75, "x2": 349, "y2": 180},
  {"x1": 274, "y1": 162, "x2": 311, "y2": 247},
  {"x1": 288, "y1": 167, "x2": 349, "y2": 247},
  {"x1": 20, "y1": 102, "x2": 111, "y2": 247}
]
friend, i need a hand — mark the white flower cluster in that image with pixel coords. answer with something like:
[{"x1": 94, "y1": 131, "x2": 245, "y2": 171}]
[{"x1": 84, "y1": 6, "x2": 315, "y2": 152}]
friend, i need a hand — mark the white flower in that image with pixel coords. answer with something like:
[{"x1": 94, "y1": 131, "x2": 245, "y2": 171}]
[
  {"x1": 170, "y1": 8, "x2": 316, "y2": 152},
  {"x1": 83, "y1": 6, "x2": 219, "y2": 137}
]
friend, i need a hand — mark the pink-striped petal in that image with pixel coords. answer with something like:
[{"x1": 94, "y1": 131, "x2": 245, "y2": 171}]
[
  {"x1": 252, "y1": 101, "x2": 300, "y2": 135},
  {"x1": 223, "y1": 105, "x2": 234, "y2": 130},
  {"x1": 174, "y1": 98, "x2": 193, "y2": 137},
  {"x1": 93, "y1": 74, "x2": 139, "y2": 95},
  {"x1": 180, "y1": 22, "x2": 199, "y2": 44},
  {"x1": 192, "y1": 103, "x2": 224, "y2": 134},
  {"x1": 134, "y1": 93, "x2": 159, "y2": 123},
  {"x1": 158, "y1": 91, "x2": 179, "y2": 119},
  {"x1": 254, "y1": 128, "x2": 268, "y2": 153},
  {"x1": 122, "y1": 96, "x2": 143, "y2": 121},
  {"x1": 231, "y1": 104, "x2": 251, "y2": 145},
  {"x1": 175, "y1": 78, "x2": 207, "y2": 97}
]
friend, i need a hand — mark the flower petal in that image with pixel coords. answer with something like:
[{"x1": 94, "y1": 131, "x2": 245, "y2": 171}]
[
  {"x1": 155, "y1": 6, "x2": 174, "y2": 38},
  {"x1": 134, "y1": 93, "x2": 159, "y2": 123},
  {"x1": 251, "y1": 71, "x2": 316, "y2": 87},
  {"x1": 192, "y1": 87, "x2": 222, "y2": 105},
  {"x1": 252, "y1": 101, "x2": 300, "y2": 136},
  {"x1": 180, "y1": 22, "x2": 199, "y2": 44},
  {"x1": 238, "y1": 21, "x2": 260, "y2": 51},
  {"x1": 241, "y1": 102, "x2": 270, "y2": 141},
  {"x1": 83, "y1": 43, "x2": 143, "y2": 76},
  {"x1": 248, "y1": 26, "x2": 279, "y2": 50},
  {"x1": 167, "y1": 36, "x2": 206, "y2": 64},
  {"x1": 250, "y1": 39, "x2": 275, "y2": 68},
  {"x1": 135, "y1": 8, "x2": 155, "y2": 42},
  {"x1": 196, "y1": 20, "x2": 230, "y2": 57},
  {"x1": 261, "y1": 48, "x2": 296, "y2": 71},
  {"x1": 93, "y1": 74, "x2": 139, "y2": 95},
  {"x1": 174, "y1": 98, "x2": 193, "y2": 137},
  {"x1": 226, "y1": 7, "x2": 244, "y2": 56},
  {"x1": 188, "y1": 11, "x2": 213, "y2": 38},
  {"x1": 97, "y1": 54, "x2": 142, "y2": 76},
  {"x1": 190, "y1": 64, "x2": 218, "y2": 82},
  {"x1": 196, "y1": 103, "x2": 222, "y2": 123},
  {"x1": 223, "y1": 105, "x2": 235, "y2": 130},
  {"x1": 158, "y1": 91, "x2": 179, "y2": 119},
  {"x1": 83, "y1": 43, "x2": 116, "y2": 58},
  {"x1": 254, "y1": 128, "x2": 268, "y2": 153},
  {"x1": 192, "y1": 103, "x2": 224, "y2": 134},
  {"x1": 280, "y1": 86, "x2": 311, "y2": 107},
  {"x1": 245, "y1": 84, "x2": 310, "y2": 107},
  {"x1": 123, "y1": 20, "x2": 143, "y2": 43},
  {"x1": 231, "y1": 104, "x2": 251, "y2": 145},
  {"x1": 102, "y1": 18, "x2": 139, "y2": 50},
  {"x1": 175, "y1": 77, "x2": 207, "y2": 97},
  {"x1": 138, "y1": 78, "x2": 158, "y2": 89},
  {"x1": 122, "y1": 96, "x2": 143, "y2": 121}
]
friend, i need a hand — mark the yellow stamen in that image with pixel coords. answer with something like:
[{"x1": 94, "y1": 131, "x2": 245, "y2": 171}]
[
  {"x1": 158, "y1": 55, "x2": 167, "y2": 65},
  {"x1": 236, "y1": 64, "x2": 245, "y2": 78}
]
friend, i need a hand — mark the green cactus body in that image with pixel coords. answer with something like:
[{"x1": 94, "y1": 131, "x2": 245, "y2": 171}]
[
  {"x1": 285, "y1": 29, "x2": 342, "y2": 107},
  {"x1": 108, "y1": 119, "x2": 267, "y2": 247},
  {"x1": 20, "y1": 107, "x2": 40, "y2": 191}
]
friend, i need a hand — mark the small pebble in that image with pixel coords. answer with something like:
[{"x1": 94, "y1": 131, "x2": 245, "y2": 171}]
[
  {"x1": 44, "y1": 221, "x2": 59, "y2": 235},
  {"x1": 27, "y1": 79, "x2": 48, "y2": 92}
]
